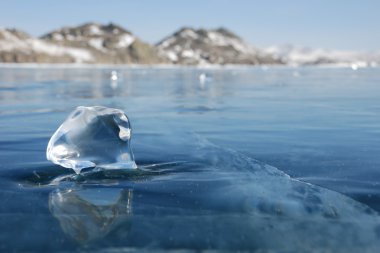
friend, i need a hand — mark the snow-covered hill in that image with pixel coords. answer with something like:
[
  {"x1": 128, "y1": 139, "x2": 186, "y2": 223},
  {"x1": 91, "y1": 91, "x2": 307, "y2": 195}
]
[
  {"x1": 156, "y1": 27, "x2": 280, "y2": 65},
  {"x1": 40, "y1": 22, "x2": 163, "y2": 64},
  {"x1": 41, "y1": 23, "x2": 135, "y2": 50},
  {"x1": 0, "y1": 23, "x2": 163, "y2": 64}
]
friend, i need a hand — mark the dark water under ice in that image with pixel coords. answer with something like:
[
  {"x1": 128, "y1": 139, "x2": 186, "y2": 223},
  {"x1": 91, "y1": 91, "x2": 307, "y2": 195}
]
[{"x1": 0, "y1": 66, "x2": 380, "y2": 252}]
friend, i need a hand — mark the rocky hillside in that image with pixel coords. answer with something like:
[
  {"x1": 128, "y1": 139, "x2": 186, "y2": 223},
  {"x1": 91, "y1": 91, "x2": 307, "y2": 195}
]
[
  {"x1": 0, "y1": 28, "x2": 93, "y2": 63},
  {"x1": 156, "y1": 27, "x2": 280, "y2": 65},
  {"x1": 0, "y1": 23, "x2": 163, "y2": 64},
  {"x1": 41, "y1": 22, "x2": 163, "y2": 64}
]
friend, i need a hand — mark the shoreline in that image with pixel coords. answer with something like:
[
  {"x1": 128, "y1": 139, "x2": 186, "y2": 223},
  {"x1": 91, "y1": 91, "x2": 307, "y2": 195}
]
[{"x1": 0, "y1": 62, "x2": 376, "y2": 70}]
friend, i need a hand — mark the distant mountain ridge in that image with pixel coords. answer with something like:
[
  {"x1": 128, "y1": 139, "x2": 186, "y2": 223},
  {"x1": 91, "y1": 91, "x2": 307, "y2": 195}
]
[
  {"x1": 0, "y1": 22, "x2": 379, "y2": 66},
  {"x1": 264, "y1": 44, "x2": 380, "y2": 67}
]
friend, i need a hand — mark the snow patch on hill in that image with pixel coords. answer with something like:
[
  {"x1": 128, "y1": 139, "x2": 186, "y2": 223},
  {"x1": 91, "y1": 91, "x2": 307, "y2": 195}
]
[{"x1": 116, "y1": 34, "x2": 135, "y2": 48}]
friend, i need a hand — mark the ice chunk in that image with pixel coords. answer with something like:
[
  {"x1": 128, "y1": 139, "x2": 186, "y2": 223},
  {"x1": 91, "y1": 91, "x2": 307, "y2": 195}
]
[
  {"x1": 199, "y1": 73, "x2": 207, "y2": 84},
  {"x1": 110, "y1": 70, "x2": 118, "y2": 81},
  {"x1": 46, "y1": 106, "x2": 137, "y2": 174}
]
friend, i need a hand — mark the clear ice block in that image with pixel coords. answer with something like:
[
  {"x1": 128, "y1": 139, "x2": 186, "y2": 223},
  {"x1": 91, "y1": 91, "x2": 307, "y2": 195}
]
[{"x1": 46, "y1": 106, "x2": 137, "y2": 174}]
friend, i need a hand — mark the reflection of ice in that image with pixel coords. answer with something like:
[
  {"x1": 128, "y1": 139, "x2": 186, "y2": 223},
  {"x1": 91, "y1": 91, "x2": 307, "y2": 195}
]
[
  {"x1": 46, "y1": 106, "x2": 137, "y2": 174},
  {"x1": 49, "y1": 187, "x2": 133, "y2": 243}
]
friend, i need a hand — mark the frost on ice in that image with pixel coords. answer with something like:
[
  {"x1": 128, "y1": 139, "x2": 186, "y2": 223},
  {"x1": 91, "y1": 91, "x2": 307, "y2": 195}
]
[{"x1": 46, "y1": 106, "x2": 137, "y2": 174}]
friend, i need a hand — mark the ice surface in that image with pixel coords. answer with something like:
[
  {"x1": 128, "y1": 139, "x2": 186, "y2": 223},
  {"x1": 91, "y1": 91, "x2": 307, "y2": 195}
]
[
  {"x1": 46, "y1": 106, "x2": 137, "y2": 174},
  {"x1": 46, "y1": 134, "x2": 380, "y2": 250}
]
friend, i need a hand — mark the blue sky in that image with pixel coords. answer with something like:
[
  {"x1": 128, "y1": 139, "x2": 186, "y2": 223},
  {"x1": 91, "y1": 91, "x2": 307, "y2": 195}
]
[{"x1": 1, "y1": 0, "x2": 379, "y2": 50}]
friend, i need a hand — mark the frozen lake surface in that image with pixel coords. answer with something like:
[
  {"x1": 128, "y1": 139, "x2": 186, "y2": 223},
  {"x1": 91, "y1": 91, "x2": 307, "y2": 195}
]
[{"x1": 0, "y1": 66, "x2": 380, "y2": 252}]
